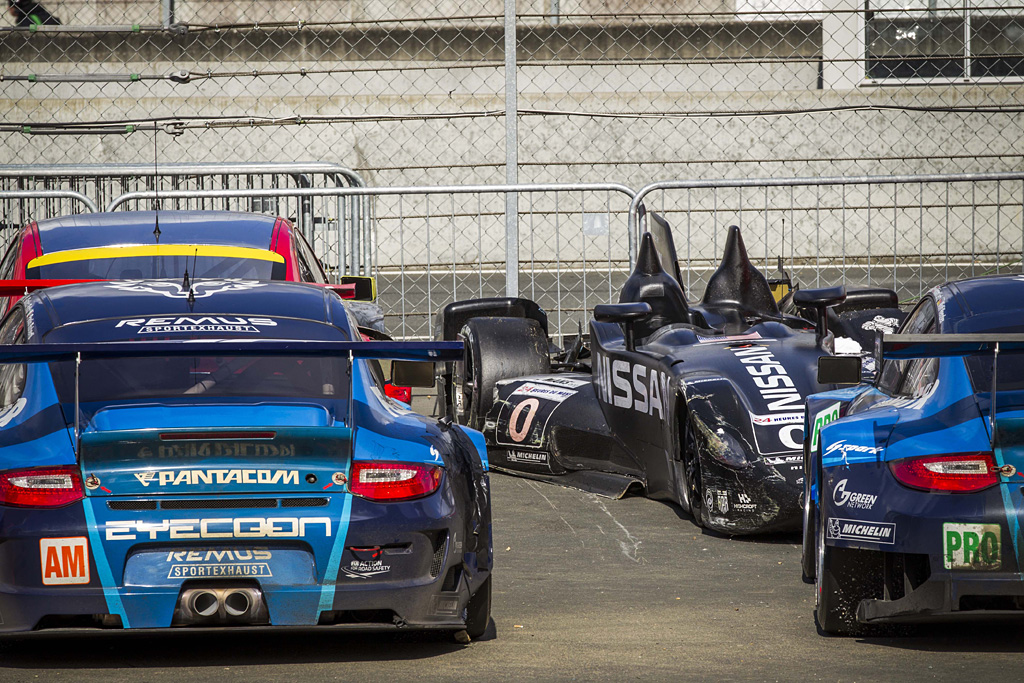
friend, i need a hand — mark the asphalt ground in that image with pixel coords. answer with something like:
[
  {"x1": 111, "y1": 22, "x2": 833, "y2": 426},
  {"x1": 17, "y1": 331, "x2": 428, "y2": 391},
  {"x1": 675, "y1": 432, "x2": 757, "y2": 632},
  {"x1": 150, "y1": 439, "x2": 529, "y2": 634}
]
[{"x1": 3, "y1": 468, "x2": 1024, "y2": 682}]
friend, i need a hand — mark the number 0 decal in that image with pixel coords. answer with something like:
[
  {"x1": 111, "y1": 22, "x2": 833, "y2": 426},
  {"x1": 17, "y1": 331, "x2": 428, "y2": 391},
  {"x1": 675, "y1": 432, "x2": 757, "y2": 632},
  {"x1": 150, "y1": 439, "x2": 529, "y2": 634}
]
[{"x1": 508, "y1": 398, "x2": 540, "y2": 442}]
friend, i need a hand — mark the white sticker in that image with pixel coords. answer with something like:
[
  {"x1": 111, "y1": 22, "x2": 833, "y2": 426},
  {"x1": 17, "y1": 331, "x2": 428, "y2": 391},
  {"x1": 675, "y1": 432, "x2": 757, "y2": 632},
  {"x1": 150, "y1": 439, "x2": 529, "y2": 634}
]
[{"x1": 40, "y1": 537, "x2": 90, "y2": 585}]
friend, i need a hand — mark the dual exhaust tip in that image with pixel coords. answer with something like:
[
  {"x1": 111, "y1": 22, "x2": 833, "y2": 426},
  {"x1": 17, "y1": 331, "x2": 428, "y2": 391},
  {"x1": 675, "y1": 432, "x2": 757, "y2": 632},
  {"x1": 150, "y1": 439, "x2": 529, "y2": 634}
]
[{"x1": 176, "y1": 586, "x2": 268, "y2": 625}]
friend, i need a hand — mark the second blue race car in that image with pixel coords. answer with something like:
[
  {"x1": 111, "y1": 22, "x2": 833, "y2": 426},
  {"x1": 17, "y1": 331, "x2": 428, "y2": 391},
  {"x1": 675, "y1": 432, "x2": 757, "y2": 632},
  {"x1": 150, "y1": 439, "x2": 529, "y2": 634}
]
[{"x1": 804, "y1": 274, "x2": 1024, "y2": 634}]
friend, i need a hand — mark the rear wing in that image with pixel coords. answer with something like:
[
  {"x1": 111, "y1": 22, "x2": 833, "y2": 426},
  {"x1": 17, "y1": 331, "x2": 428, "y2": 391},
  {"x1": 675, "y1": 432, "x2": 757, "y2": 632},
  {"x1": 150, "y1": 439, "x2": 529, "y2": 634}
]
[
  {"x1": 0, "y1": 339, "x2": 462, "y2": 459},
  {"x1": 881, "y1": 333, "x2": 1024, "y2": 359}
]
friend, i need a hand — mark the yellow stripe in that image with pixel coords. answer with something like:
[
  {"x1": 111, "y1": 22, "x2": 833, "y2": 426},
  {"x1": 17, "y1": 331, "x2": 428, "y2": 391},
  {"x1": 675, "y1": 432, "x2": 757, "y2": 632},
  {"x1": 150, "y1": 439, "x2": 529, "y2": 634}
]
[{"x1": 28, "y1": 244, "x2": 285, "y2": 269}]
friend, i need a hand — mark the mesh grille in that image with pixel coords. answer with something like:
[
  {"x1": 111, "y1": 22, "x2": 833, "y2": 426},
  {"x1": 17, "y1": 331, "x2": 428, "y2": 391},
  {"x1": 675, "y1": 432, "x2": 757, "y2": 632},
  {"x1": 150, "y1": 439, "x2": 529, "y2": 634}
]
[
  {"x1": 159, "y1": 498, "x2": 278, "y2": 510},
  {"x1": 429, "y1": 532, "x2": 448, "y2": 578},
  {"x1": 107, "y1": 500, "x2": 157, "y2": 511},
  {"x1": 280, "y1": 497, "x2": 329, "y2": 508}
]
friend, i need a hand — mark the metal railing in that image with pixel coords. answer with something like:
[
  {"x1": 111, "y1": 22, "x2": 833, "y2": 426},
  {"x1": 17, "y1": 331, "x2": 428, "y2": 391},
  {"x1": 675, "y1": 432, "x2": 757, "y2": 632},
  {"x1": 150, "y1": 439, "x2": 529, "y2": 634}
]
[
  {"x1": 0, "y1": 190, "x2": 98, "y2": 234},
  {"x1": 105, "y1": 182, "x2": 638, "y2": 339},
  {"x1": 629, "y1": 171, "x2": 1024, "y2": 303},
  {"x1": 0, "y1": 162, "x2": 372, "y2": 275}
]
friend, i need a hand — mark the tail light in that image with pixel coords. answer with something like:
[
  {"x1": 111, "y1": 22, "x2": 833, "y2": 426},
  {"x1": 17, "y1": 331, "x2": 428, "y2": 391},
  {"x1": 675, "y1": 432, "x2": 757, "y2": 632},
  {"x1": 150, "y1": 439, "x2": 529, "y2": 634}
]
[
  {"x1": 349, "y1": 462, "x2": 441, "y2": 501},
  {"x1": 384, "y1": 383, "x2": 412, "y2": 404},
  {"x1": 0, "y1": 466, "x2": 84, "y2": 508},
  {"x1": 889, "y1": 453, "x2": 998, "y2": 493}
]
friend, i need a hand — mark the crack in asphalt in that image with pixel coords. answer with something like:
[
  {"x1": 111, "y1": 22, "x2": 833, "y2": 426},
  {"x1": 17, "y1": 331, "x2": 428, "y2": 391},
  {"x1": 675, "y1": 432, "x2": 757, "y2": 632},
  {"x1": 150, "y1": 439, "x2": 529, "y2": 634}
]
[{"x1": 588, "y1": 493, "x2": 645, "y2": 564}]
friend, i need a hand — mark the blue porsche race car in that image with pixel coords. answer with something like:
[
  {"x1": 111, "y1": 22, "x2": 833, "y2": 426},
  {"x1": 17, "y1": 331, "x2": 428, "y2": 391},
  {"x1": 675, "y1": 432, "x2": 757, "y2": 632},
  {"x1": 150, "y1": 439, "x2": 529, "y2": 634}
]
[
  {"x1": 0, "y1": 278, "x2": 492, "y2": 638},
  {"x1": 803, "y1": 274, "x2": 1024, "y2": 635}
]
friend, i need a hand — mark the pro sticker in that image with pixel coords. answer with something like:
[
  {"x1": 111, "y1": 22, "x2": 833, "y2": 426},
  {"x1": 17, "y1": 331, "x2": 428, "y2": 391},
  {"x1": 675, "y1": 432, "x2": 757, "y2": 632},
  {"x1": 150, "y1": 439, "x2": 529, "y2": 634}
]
[{"x1": 40, "y1": 537, "x2": 90, "y2": 585}]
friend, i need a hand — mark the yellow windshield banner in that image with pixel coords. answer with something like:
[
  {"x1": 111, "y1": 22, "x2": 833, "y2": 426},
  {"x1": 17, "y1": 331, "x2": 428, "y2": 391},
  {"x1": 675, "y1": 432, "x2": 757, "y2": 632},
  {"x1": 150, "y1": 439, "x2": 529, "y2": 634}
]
[{"x1": 27, "y1": 244, "x2": 285, "y2": 269}]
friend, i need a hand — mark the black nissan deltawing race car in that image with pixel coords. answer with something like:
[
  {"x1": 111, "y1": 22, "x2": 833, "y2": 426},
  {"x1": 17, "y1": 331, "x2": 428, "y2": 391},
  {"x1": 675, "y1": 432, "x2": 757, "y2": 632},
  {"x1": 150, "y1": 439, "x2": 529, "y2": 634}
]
[{"x1": 436, "y1": 219, "x2": 905, "y2": 535}]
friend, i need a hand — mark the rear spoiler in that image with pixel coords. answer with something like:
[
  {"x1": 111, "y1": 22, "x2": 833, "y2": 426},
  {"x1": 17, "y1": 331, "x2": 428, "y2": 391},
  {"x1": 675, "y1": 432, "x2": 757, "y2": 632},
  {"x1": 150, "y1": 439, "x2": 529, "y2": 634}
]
[
  {"x1": 0, "y1": 279, "x2": 369, "y2": 301},
  {"x1": 0, "y1": 339, "x2": 463, "y2": 364},
  {"x1": 0, "y1": 339, "x2": 462, "y2": 459},
  {"x1": 879, "y1": 333, "x2": 1024, "y2": 452},
  {"x1": 0, "y1": 279, "x2": 102, "y2": 296},
  {"x1": 881, "y1": 333, "x2": 1024, "y2": 359}
]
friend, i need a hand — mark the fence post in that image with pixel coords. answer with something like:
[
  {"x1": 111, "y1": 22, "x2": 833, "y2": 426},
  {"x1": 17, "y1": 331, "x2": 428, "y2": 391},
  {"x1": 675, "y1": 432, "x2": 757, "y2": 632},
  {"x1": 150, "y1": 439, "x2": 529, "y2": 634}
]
[
  {"x1": 504, "y1": 0, "x2": 519, "y2": 298},
  {"x1": 162, "y1": 0, "x2": 175, "y2": 28}
]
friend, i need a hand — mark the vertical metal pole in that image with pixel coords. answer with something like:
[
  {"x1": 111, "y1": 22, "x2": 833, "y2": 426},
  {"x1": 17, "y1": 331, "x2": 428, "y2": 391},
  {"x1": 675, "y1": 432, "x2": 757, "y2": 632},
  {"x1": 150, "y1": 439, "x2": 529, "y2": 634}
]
[
  {"x1": 74, "y1": 352, "x2": 81, "y2": 458},
  {"x1": 549, "y1": 0, "x2": 560, "y2": 25},
  {"x1": 504, "y1": 0, "x2": 519, "y2": 298},
  {"x1": 162, "y1": 0, "x2": 174, "y2": 28}
]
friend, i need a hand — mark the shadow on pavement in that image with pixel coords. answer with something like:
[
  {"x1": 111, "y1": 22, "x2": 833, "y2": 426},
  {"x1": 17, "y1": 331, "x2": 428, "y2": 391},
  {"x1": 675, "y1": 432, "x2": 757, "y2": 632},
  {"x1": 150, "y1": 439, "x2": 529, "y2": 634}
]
[{"x1": 0, "y1": 626, "x2": 479, "y2": 669}]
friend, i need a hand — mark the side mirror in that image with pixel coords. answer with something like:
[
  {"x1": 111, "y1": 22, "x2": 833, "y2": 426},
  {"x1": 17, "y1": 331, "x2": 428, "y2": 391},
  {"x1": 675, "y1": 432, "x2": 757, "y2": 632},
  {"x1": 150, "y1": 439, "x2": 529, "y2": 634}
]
[
  {"x1": 392, "y1": 360, "x2": 436, "y2": 388},
  {"x1": 817, "y1": 355, "x2": 862, "y2": 385},
  {"x1": 794, "y1": 286, "x2": 847, "y2": 346},
  {"x1": 594, "y1": 302, "x2": 652, "y2": 352}
]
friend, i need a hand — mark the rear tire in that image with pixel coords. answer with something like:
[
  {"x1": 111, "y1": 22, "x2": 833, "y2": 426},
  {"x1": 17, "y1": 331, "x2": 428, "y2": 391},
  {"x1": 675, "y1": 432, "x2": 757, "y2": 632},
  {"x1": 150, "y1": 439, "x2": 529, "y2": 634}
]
[
  {"x1": 681, "y1": 415, "x2": 707, "y2": 528},
  {"x1": 816, "y1": 494, "x2": 884, "y2": 636},
  {"x1": 453, "y1": 317, "x2": 549, "y2": 431},
  {"x1": 465, "y1": 576, "x2": 492, "y2": 640}
]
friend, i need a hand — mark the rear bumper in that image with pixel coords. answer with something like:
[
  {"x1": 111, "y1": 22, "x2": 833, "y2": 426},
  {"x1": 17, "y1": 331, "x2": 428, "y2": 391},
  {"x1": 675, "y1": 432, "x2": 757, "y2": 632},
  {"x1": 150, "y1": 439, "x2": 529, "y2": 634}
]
[
  {"x1": 0, "y1": 483, "x2": 492, "y2": 634},
  {"x1": 859, "y1": 573, "x2": 1024, "y2": 624}
]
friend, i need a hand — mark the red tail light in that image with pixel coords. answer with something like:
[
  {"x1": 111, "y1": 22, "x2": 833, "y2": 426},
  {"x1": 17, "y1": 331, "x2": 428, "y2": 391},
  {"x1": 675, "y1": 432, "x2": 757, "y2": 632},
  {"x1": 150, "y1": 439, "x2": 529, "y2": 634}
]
[
  {"x1": 889, "y1": 453, "x2": 999, "y2": 493},
  {"x1": 384, "y1": 383, "x2": 412, "y2": 404},
  {"x1": 349, "y1": 461, "x2": 441, "y2": 501},
  {"x1": 0, "y1": 466, "x2": 84, "y2": 508}
]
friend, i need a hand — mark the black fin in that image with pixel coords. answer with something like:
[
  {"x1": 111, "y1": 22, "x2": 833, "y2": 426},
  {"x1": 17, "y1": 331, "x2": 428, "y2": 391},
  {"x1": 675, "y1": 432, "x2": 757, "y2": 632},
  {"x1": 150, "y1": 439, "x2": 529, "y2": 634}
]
[
  {"x1": 618, "y1": 233, "x2": 691, "y2": 338},
  {"x1": 701, "y1": 225, "x2": 779, "y2": 317}
]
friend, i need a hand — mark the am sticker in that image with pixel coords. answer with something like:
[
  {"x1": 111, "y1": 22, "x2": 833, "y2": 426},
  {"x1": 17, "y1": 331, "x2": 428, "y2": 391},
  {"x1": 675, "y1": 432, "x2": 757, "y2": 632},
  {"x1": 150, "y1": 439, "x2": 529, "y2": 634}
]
[
  {"x1": 943, "y1": 523, "x2": 1001, "y2": 570},
  {"x1": 40, "y1": 537, "x2": 90, "y2": 585}
]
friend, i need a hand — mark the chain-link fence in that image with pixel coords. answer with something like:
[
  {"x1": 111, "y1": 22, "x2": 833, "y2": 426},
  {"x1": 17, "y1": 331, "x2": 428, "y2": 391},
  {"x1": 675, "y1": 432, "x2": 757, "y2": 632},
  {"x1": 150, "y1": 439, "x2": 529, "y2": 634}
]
[{"x1": 2, "y1": 0, "x2": 1022, "y2": 334}]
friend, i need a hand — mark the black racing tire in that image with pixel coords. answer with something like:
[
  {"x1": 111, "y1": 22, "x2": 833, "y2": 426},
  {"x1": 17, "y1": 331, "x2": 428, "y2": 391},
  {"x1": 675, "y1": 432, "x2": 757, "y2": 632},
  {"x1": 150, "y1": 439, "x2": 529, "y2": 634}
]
[
  {"x1": 464, "y1": 576, "x2": 492, "y2": 640},
  {"x1": 681, "y1": 415, "x2": 708, "y2": 529},
  {"x1": 453, "y1": 317, "x2": 550, "y2": 431},
  {"x1": 801, "y1": 447, "x2": 819, "y2": 583},
  {"x1": 815, "y1": 492, "x2": 884, "y2": 636}
]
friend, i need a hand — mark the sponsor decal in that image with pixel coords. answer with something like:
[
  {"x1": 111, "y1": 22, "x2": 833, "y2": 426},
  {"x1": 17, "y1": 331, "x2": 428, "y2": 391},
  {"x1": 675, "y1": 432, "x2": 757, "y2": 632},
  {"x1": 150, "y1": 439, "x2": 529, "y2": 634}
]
[
  {"x1": 809, "y1": 402, "x2": 840, "y2": 452},
  {"x1": 0, "y1": 398, "x2": 26, "y2": 429},
  {"x1": 506, "y1": 449, "x2": 549, "y2": 465},
  {"x1": 40, "y1": 537, "x2": 90, "y2": 585},
  {"x1": 106, "y1": 279, "x2": 267, "y2": 299},
  {"x1": 165, "y1": 549, "x2": 273, "y2": 579},
  {"x1": 861, "y1": 315, "x2": 900, "y2": 334},
  {"x1": 826, "y1": 517, "x2": 895, "y2": 544},
  {"x1": 105, "y1": 517, "x2": 331, "y2": 541},
  {"x1": 342, "y1": 559, "x2": 391, "y2": 579},
  {"x1": 823, "y1": 440, "x2": 884, "y2": 459},
  {"x1": 695, "y1": 332, "x2": 763, "y2": 344},
  {"x1": 832, "y1": 479, "x2": 876, "y2": 510},
  {"x1": 731, "y1": 346, "x2": 804, "y2": 454},
  {"x1": 133, "y1": 469, "x2": 299, "y2": 487},
  {"x1": 734, "y1": 492, "x2": 756, "y2": 512},
  {"x1": 495, "y1": 382, "x2": 576, "y2": 448},
  {"x1": 115, "y1": 316, "x2": 277, "y2": 335},
  {"x1": 509, "y1": 383, "x2": 577, "y2": 403},
  {"x1": 593, "y1": 353, "x2": 671, "y2": 421},
  {"x1": 136, "y1": 442, "x2": 297, "y2": 459},
  {"x1": 943, "y1": 523, "x2": 1001, "y2": 570},
  {"x1": 716, "y1": 490, "x2": 729, "y2": 514},
  {"x1": 764, "y1": 455, "x2": 802, "y2": 466},
  {"x1": 532, "y1": 376, "x2": 590, "y2": 389},
  {"x1": 704, "y1": 488, "x2": 714, "y2": 512}
]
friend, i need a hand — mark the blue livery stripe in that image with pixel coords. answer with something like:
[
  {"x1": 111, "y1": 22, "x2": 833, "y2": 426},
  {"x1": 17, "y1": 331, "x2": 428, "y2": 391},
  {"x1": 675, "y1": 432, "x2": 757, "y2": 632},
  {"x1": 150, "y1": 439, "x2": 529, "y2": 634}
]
[
  {"x1": 82, "y1": 498, "x2": 130, "y2": 627},
  {"x1": 317, "y1": 495, "x2": 353, "y2": 616}
]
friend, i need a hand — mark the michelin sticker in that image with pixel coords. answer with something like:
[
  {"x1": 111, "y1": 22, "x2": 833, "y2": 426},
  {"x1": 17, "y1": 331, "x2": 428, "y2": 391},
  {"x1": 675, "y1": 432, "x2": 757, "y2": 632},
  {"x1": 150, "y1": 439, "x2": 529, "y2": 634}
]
[{"x1": 826, "y1": 517, "x2": 895, "y2": 544}]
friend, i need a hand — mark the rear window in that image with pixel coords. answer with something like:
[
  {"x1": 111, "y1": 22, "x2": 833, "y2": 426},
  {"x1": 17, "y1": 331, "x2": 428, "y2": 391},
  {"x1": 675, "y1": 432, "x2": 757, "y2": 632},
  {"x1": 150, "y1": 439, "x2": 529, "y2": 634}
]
[
  {"x1": 31, "y1": 254, "x2": 285, "y2": 281},
  {"x1": 43, "y1": 317, "x2": 349, "y2": 404}
]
